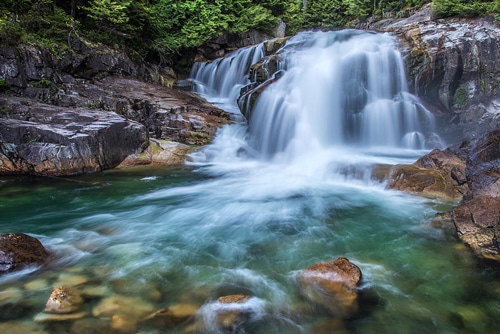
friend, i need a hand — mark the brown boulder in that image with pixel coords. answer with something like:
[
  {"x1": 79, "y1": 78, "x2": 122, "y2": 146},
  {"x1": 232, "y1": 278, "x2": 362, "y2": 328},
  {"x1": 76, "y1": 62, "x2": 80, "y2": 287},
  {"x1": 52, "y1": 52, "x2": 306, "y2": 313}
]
[
  {"x1": 386, "y1": 148, "x2": 468, "y2": 199},
  {"x1": 453, "y1": 196, "x2": 500, "y2": 261},
  {"x1": 0, "y1": 233, "x2": 50, "y2": 273},
  {"x1": 215, "y1": 294, "x2": 253, "y2": 331},
  {"x1": 453, "y1": 130, "x2": 500, "y2": 262},
  {"x1": 296, "y1": 257, "x2": 362, "y2": 317}
]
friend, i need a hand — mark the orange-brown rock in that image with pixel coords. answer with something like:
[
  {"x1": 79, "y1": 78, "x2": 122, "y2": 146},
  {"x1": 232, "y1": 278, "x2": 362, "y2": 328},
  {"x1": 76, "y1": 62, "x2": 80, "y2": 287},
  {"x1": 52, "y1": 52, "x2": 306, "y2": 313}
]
[
  {"x1": 217, "y1": 294, "x2": 251, "y2": 304},
  {"x1": 44, "y1": 286, "x2": 83, "y2": 314},
  {"x1": 387, "y1": 148, "x2": 468, "y2": 199},
  {"x1": 215, "y1": 294, "x2": 254, "y2": 331},
  {"x1": 0, "y1": 233, "x2": 50, "y2": 273},
  {"x1": 296, "y1": 257, "x2": 362, "y2": 317},
  {"x1": 452, "y1": 130, "x2": 500, "y2": 262}
]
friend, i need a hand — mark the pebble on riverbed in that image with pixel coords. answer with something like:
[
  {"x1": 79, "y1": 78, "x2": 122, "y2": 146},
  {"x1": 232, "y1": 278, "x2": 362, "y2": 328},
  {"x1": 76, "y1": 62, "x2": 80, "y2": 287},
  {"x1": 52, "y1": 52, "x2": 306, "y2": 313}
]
[
  {"x1": 142, "y1": 303, "x2": 198, "y2": 328},
  {"x1": 43, "y1": 285, "x2": 84, "y2": 314}
]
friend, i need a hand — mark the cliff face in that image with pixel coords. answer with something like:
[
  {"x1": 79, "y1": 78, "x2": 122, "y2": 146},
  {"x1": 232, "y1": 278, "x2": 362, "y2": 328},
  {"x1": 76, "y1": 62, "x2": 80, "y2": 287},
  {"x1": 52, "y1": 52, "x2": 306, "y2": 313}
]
[
  {"x1": 0, "y1": 37, "x2": 231, "y2": 176},
  {"x1": 369, "y1": 4, "x2": 500, "y2": 143}
]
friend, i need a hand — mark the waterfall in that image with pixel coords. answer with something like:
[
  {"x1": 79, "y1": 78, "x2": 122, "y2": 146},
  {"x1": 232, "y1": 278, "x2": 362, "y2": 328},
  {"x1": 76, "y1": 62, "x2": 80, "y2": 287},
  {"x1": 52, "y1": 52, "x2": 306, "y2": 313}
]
[
  {"x1": 247, "y1": 30, "x2": 439, "y2": 159},
  {"x1": 190, "y1": 30, "x2": 442, "y2": 165},
  {"x1": 190, "y1": 43, "x2": 265, "y2": 115}
]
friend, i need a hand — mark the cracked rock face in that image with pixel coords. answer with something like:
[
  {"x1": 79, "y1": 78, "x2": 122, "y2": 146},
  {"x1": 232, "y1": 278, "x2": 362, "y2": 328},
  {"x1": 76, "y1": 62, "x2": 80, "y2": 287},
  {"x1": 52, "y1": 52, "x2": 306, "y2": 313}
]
[
  {"x1": 453, "y1": 130, "x2": 500, "y2": 262},
  {"x1": 0, "y1": 98, "x2": 146, "y2": 176},
  {"x1": 367, "y1": 4, "x2": 500, "y2": 143}
]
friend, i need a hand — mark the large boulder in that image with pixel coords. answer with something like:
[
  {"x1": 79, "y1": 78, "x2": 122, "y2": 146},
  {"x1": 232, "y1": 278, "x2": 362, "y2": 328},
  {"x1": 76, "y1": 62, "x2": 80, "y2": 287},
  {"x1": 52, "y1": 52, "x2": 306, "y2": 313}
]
[
  {"x1": 453, "y1": 130, "x2": 500, "y2": 262},
  {"x1": 0, "y1": 233, "x2": 50, "y2": 273},
  {"x1": 387, "y1": 147, "x2": 468, "y2": 199},
  {"x1": 0, "y1": 97, "x2": 146, "y2": 176},
  {"x1": 296, "y1": 257, "x2": 362, "y2": 317},
  {"x1": 382, "y1": 130, "x2": 500, "y2": 262},
  {"x1": 89, "y1": 77, "x2": 231, "y2": 146}
]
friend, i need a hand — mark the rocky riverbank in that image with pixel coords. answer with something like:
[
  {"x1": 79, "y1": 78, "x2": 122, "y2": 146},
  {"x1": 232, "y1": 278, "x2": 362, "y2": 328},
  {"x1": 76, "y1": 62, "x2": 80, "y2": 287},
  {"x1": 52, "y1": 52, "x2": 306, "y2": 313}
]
[{"x1": 0, "y1": 36, "x2": 232, "y2": 176}]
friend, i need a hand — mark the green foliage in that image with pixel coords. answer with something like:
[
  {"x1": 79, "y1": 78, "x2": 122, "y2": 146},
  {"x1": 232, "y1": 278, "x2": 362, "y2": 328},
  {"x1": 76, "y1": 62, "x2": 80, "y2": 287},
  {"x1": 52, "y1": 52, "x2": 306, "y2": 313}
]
[
  {"x1": 0, "y1": 78, "x2": 10, "y2": 93},
  {"x1": 453, "y1": 84, "x2": 469, "y2": 106},
  {"x1": 432, "y1": 0, "x2": 500, "y2": 19},
  {"x1": 84, "y1": 0, "x2": 131, "y2": 25},
  {"x1": 0, "y1": 18, "x2": 24, "y2": 46},
  {"x1": 0, "y1": 0, "x2": 497, "y2": 69},
  {"x1": 150, "y1": 0, "x2": 277, "y2": 55}
]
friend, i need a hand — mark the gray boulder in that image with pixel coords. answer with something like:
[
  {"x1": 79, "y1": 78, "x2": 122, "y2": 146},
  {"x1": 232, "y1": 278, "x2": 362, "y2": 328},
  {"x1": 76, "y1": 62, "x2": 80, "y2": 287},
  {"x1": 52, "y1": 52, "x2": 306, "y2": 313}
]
[{"x1": 0, "y1": 97, "x2": 146, "y2": 176}]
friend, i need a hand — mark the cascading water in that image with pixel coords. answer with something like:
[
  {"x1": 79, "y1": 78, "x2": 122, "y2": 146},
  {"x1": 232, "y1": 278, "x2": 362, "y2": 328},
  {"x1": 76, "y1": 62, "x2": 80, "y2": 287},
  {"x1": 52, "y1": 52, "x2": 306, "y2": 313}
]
[
  {"x1": 189, "y1": 30, "x2": 442, "y2": 173},
  {"x1": 190, "y1": 43, "x2": 265, "y2": 115},
  {"x1": 245, "y1": 30, "x2": 439, "y2": 160}
]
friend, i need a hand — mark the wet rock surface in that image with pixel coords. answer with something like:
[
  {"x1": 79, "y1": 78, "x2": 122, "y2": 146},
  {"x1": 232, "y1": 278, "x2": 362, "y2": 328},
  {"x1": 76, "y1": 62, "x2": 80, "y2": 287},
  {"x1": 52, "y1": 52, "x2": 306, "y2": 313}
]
[
  {"x1": 43, "y1": 286, "x2": 83, "y2": 314},
  {"x1": 369, "y1": 4, "x2": 500, "y2": 142},
  {"x1": 0, "y1": 37, "x2": 231, "y2": 176},
  {"x1": 0, "y1": 233, "x2": 50, "y2": 273},
  {"x1": 452, "y1": 130, "x2": 500, "y2": 262},
  {"x1": 387, "y1": 148, "x2": 468, "y2": 199},
  {"x1": 296, "y1": 257, "x2": 362, "y2": 317},
  {"x1": 0, "y1": 76, "x2": 230, "y2": 175},
  {"x1": 142, "y1": 303, "x2": 198, "y2": 329},
  {"x1": 382, "y1": 130, "x2": 500, "y2": 262},
  {"x1": 0, "y1": 98, "x2": 146, "y2": 176}
]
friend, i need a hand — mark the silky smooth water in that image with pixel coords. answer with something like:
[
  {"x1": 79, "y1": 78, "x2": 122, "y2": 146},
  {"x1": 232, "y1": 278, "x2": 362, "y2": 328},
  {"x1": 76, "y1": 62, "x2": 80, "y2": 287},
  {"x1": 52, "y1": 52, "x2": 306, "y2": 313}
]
[{"x1": 1, "y1": 30, "x2": 500, "y2": 333}]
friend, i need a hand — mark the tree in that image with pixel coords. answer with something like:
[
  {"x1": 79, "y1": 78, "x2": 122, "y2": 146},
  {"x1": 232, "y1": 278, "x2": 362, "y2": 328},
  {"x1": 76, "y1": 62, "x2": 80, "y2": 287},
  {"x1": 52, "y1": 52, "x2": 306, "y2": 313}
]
[
  {"x1": 432, "y1": 0, "x2": 500, "y2": 19},
  {"x1": 83, "y1": 0, "x2": 131, "y2": 30}
]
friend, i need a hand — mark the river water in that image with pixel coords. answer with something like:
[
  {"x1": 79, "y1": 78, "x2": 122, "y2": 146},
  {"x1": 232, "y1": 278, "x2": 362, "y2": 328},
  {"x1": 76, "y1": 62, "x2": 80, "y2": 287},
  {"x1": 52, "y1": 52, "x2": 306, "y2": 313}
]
[{"x1": 1, "y1": 30, "x2": 499, "y2": 333}]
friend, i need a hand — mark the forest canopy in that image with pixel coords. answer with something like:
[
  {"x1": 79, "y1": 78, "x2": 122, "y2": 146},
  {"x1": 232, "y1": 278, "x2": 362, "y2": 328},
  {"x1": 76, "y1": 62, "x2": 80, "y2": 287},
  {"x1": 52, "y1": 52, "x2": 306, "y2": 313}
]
[{"x1": 0, "y1": 0, "x2": 499, "y2": 64}]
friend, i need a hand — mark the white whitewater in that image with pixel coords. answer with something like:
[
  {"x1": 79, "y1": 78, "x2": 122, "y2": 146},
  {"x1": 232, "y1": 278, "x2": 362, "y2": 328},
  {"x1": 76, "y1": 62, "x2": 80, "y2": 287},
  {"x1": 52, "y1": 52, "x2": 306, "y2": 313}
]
[
  {"x1": 247, "y1": 30, "x2": 439, "y2": 159},
  {"x1": 189, "y1": 30, "x2": 441, "y2": 173},
  {"x1": 190, "y1": 43, "x2": 265, "y2": 115}
]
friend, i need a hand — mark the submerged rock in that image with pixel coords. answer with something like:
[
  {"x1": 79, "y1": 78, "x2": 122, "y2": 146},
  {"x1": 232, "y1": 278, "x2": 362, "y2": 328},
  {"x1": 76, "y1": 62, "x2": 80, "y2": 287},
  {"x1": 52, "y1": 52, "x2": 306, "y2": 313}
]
[
  {"x1": 34, "y1": 311, "x2": 88, "y2": 322},
  {"x1": 214, "y1": 294, "x2": 254, "y2": 331},
  {"x1": 296, "y1": 257, "x2": 362, "y2": 317},
  {"x1": 187, "y1": 294, "x2": 261, "y2": 333},
  {"x1": 383, "y1": 130, "x2": 500, "y2": 262},
  {"x1": 111, "y1": 314, "x2": 137, "y2": 333},
  {"x1": 0, "y1": 233, "x2": 50, "y2": 273},
  {"x1": 92, "y1": 295, "x2": 155, "y2": 321},
  {"x1": 142, "y1": 303, "x2": 198, "y2": 329},
  {"x1": 44, "y1": 286, "x2": 83, "y2": 314},
  {"x1": 0, "y1": 320, "x2": 48, "y2": 333}
]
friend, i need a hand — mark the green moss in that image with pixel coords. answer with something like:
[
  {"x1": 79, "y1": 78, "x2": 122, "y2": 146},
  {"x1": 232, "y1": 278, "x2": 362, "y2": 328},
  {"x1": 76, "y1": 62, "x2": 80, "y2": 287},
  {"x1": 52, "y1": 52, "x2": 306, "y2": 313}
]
[
  {"x1": 453, "y1": 85, "x2": 469, "y2": 106},
  {"x1": 0, "y1": 78, "x2": 10, "y2": 92}
]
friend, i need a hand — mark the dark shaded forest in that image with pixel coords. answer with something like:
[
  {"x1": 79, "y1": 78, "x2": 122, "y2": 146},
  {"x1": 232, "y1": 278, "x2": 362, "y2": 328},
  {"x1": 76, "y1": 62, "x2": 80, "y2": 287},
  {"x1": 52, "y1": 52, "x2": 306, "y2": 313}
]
[{"x1": 0, "y1": 0, "x2": 499, "y2": 65}]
